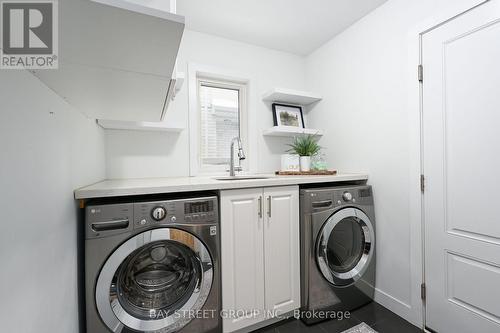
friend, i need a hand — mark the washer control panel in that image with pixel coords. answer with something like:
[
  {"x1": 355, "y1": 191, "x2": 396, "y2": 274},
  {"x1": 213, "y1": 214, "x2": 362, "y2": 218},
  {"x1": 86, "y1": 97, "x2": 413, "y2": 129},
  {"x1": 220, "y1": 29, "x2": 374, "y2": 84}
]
[
  {"x1": 86, "y1": 196, "x2": 219, "y2": 239},
  {"x1": 133, "y1": 196, "x2": 218, "y2": 230}
]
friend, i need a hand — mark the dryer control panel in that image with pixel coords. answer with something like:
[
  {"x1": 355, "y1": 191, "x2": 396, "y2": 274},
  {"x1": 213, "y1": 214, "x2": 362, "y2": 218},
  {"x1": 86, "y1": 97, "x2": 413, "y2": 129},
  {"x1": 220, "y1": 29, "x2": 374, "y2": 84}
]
[{"x1": 300, "y1": 185, "x2": 373, "y2": 214}]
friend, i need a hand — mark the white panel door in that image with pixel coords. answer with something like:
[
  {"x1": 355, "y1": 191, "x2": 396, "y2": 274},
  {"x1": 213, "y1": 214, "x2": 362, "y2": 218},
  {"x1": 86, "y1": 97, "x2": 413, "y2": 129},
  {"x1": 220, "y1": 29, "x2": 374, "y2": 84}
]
[
  {"x1": 220, "y1": 189, "x2": 265, "y2": 333},
  {"x1": 263, "y1": 186, "x2": 300, "y2": 316},
  {"x1": 422, "y1": 1, "x2": 500, "y2": 332}
]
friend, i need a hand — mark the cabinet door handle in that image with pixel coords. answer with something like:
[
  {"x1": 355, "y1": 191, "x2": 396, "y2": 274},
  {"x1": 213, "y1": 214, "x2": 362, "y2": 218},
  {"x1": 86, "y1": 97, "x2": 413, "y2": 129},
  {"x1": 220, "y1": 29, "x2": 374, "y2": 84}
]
[
  {"x1": 258, "y1": 196, "x2": 263, "y2": 218},
  {"x1": 267, "y1": 196, "x2": 272, "y2": 218}
]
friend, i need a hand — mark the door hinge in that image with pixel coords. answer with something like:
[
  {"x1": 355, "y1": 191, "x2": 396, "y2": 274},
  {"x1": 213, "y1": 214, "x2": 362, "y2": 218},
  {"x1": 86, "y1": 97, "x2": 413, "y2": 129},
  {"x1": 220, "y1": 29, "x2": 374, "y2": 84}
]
[
  {"x1": 420, "y1": 174, "x2": 425, "y2": 193},
  {"x1": 418, "y1": 64, "x2": 424, "y2": 82},
  {"x1": 421, "y1": 283, "x2": 426, "y2": 301}
]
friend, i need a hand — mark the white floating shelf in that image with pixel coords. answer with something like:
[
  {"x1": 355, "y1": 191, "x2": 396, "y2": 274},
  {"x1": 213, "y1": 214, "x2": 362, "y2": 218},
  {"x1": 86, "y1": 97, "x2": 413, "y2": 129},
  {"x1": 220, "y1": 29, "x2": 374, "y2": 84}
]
[
  {"x1": 97, "y1": 119, "x2": 185, "y2": 132},
  {"x1": 263, "y1": 126, "x2": 324, "y2": 137},
  {"x1": 262, "y1": 88, "x2": 322, "y2": 106}
]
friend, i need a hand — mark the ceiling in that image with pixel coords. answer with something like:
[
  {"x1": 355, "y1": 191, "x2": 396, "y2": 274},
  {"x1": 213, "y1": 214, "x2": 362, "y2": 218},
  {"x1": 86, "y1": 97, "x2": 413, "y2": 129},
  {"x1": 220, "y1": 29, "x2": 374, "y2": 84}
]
[{"x1": 176, "y1": 0, "x2": 388, "y2": 56}]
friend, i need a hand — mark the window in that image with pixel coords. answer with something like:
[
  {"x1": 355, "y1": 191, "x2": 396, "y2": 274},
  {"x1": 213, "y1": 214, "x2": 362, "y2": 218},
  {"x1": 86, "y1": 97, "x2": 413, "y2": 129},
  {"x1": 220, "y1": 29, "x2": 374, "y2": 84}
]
[{"x1": 195, "y1": 77, "x2": 247, "y2": 174}]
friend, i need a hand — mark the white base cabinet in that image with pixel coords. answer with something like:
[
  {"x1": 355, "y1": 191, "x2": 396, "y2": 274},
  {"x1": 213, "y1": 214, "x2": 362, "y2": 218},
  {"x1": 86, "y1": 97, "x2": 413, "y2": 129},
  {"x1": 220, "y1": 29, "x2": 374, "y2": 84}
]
[
  {"x1": 263, "y1": 187, "x2": 301, "y2": 316},
  {"x1": 220, "y1": 186, "x2": 300, "y2": 333}
]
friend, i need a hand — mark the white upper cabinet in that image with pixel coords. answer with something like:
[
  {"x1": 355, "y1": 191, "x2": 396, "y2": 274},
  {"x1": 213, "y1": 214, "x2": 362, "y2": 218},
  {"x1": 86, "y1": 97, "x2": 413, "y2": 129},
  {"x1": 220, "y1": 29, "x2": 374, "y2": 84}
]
[{"x1": 32, "y1": 0, "x2": 184, "y2": 122}]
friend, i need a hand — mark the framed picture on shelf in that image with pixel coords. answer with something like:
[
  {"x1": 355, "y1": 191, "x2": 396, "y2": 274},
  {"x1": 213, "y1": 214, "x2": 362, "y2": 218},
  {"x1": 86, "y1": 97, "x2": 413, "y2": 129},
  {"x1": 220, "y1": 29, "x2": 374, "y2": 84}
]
[{"x1": 272, "y1": 103, "x2": 305, "y2": 128}]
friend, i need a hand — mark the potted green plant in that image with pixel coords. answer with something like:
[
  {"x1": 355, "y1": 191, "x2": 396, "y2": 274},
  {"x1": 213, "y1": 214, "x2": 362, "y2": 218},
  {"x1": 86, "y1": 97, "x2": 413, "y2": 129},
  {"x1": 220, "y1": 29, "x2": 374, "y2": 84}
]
[{"x1": 287, "y1": 134, "x2": 321, "y2": 172}]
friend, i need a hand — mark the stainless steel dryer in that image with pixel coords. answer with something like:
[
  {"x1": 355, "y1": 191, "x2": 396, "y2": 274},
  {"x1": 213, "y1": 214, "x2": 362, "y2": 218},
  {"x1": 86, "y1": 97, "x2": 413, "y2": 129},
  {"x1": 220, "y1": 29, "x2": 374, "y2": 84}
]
[
  {"x1": 300, "y1": 185, "x2": 376, "y2": 324},
  {"x1": 85, "y1": 196, "x2": 221, "y2": 333}
]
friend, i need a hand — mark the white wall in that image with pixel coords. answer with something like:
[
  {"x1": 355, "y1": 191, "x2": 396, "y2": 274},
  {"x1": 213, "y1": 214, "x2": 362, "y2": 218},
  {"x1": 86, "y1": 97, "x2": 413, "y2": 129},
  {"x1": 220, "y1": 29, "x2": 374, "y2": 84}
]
[
  {"x1": 0, "y1": 71, "x2": 105, "y2": 333},
  {"x1": 105, "y1": 29, "x2": 306, "y2": 179},
  {"x1": 305, "y1": 0, "x2": 483, "y2": 326}
]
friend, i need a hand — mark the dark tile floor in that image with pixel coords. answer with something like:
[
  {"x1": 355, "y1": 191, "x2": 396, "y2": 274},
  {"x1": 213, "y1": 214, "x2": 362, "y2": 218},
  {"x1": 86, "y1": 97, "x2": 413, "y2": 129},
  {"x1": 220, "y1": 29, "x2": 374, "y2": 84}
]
[{"x1": 253, "y1": 302, "x2": 421, "y2": 333}]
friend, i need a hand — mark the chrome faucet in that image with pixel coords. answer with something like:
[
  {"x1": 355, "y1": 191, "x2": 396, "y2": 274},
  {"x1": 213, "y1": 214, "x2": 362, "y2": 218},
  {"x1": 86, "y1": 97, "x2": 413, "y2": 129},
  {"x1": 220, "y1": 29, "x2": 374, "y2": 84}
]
[{"x1": 229, "y1": 137, "x2": 246, "y2": 176}]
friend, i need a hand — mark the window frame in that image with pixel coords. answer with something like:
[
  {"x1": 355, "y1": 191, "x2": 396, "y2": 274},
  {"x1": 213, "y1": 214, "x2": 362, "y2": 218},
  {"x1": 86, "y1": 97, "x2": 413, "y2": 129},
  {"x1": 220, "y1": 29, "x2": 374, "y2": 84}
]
[{"x1": 188, "y1": 64, "x2": 249, "y2": 176}]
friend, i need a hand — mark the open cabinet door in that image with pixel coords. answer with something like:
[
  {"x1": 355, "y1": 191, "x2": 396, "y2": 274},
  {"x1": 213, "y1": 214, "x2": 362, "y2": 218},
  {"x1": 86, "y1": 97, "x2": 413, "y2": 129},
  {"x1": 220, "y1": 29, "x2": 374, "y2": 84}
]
[{"x1": 32, "y1": 0, "x2": 184, "y2": 122}]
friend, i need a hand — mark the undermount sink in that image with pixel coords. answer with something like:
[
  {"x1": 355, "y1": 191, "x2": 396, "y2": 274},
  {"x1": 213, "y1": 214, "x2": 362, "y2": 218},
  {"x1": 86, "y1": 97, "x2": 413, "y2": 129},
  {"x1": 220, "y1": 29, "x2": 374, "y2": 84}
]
[{"x1": 214, "y1": 176, "x2": 271, "y2": 181}]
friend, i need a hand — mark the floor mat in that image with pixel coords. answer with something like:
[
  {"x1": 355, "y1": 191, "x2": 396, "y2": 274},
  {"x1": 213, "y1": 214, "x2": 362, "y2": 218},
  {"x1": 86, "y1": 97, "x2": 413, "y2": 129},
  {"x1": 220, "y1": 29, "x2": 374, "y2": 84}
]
[{"x1": 341, "y1": 322, "x2": 377, "y2": 333}]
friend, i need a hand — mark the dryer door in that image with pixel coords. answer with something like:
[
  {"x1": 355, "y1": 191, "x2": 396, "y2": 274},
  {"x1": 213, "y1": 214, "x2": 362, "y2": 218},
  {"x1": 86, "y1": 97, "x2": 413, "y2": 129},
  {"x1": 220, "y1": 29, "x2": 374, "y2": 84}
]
[
  {"x1": 316, "y1": 208, "x2": 374, "y2": 287},
  {"x1": 95, "y1": 228, "x2": 213, "y2": 333}
]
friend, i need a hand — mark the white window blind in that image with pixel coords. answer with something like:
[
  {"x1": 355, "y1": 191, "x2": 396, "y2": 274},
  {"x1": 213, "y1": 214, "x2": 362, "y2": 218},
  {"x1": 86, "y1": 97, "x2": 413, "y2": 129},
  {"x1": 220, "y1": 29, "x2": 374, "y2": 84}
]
[{"x1": 198, "y1": 80, "x2": 245, "y2": 172}]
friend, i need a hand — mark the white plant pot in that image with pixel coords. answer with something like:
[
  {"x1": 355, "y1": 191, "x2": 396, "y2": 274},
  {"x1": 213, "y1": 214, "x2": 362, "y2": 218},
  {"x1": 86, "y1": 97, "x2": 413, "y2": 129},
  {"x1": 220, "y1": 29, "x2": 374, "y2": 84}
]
[{"x1": 300, "y1": 156, "x2": 311, "y2": 172}]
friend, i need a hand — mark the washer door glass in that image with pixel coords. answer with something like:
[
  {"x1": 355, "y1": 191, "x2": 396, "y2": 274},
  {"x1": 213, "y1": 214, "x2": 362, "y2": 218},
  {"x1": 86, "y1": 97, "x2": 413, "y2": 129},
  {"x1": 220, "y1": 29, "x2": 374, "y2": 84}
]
[
  {"x1": 316, "y1": 208, "x2": 374, "y2": 287},
  {"x1": 115, "y1": 240, "x2": 201, "y2": 320},
  {"x1": 327, "y1": 217, "x2": 365, "y2": 273},
  {"x1": 96, "y1": 228, "x2": 214, "y2": 333}
]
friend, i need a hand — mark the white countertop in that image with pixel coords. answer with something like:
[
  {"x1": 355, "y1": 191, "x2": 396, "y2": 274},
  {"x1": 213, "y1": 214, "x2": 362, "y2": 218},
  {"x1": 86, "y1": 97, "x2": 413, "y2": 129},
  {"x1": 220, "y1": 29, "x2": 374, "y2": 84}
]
[{"x1": 74, "y1": 173, "x2": 369, "y2": 199}]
